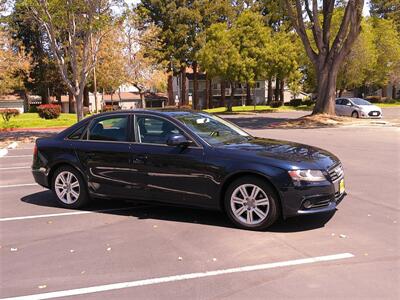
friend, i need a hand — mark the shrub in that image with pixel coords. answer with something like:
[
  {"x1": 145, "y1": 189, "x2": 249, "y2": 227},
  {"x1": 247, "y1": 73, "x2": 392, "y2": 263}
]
[
  {"x1": 28, "y1": 105, "x2": 38, "y2": 113},
  {"x1": 365, "y1": 96, "x2": 386, "y2": 103},
  {"x1": 289, "y1": 99, "x2": 303, "y2": 107},
  {"x1": 37, "y1": 104, "x2": 61, "y2": 119},
  {"x1": 101, "y1": 105, "x2": 114, "y2": 112},
  {"x1": 386, "y1": 99, "x2": 397, "y2": 104},
  {"x1": 270, "y1": 101, "x2": 282, "y2": 108},
  {"x1": 303, "y1": 99, "x2": 315, "y2": 106},
  {"x1": 0, "y1": 109, "x2": 20, "y2": 122}
]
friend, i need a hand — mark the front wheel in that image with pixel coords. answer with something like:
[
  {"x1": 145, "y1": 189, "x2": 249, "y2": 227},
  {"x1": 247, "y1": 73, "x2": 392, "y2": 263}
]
[
  {"x1": 351, "y1": 111, "x2": 359, "y2": 118},
  {"x1": 52, "y1": 165, "x2": 90, "y2": 209},
  {"x1": 224, "y1": 176, "x2": 280, "y2": 230}
]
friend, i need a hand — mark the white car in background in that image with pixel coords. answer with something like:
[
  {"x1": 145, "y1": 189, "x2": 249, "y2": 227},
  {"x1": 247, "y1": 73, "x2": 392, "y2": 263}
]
[{"x1": 335, "y1": 98, "x2": 382, "y2": 118}]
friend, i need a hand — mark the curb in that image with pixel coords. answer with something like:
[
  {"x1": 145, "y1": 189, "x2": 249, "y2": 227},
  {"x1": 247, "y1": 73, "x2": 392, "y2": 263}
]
[{"x1": 0, "y1": 142, "x2": 19, "y2": 157}]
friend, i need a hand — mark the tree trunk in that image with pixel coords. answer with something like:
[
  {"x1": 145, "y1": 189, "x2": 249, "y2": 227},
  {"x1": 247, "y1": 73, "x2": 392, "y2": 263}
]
[
  {"x1": 193, "y1": 61, "x2": 198, "y2": 110},
  {"x1": 228, "y1": 81, "x2": 235, "y2": 112},
  {"x1": 75, "y1": 92, "x2": 84, "y2": 121},
  {"x1": 167, "y1": 75, "x2": 174, "y2": 106},
  {"x1": 280, "y1": 79, "x2": 284, "y2": 104},
  {"x1": 339, "y1": 89, "x2": 344, "y2": 97},
  {"x1": 180, "y1": 66, "x2": 187, "y2": 106},
  {"x1": 392, "y1": 85, "x2": 397, "y2": 100},
  {"x1": 140, "y1": 91, "x2": 146, "y2": 108},
  {"x1": 83, "y1": 86, "x2": 89, "y2": 108},
  {"x1": 381, "y1": 85, "x2": 387, "y2": 98},
  {"x1": 267, "y1": 78, "x2": 273, "y2": 104},
  {"x1": 205, "y1": 75, "x2": 210, "y2": 109},
  {"x1": 312, "y1": 66, "x2": 338, "y2": 115},
  {"x1": 220, "y1": 80, "x2": 226, "y2": 107},
  {"x1": 274, "y1": 78, "x2": 280, "y2": 102},
  {"x1": 111, "y1": 93, "x2": 114, "y2": 111},
  {"x1": 68, "y1": 91, "x2": 74, "y2": 114},
  {"x1": 246, "y1": 83, "x2": 251, "y2": 106}
]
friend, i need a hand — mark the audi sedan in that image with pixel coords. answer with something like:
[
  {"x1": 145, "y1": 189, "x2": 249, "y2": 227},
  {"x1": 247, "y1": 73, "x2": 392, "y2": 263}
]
[{"x1": 32, "y1": 110, "x2": 346, "y2": 230}]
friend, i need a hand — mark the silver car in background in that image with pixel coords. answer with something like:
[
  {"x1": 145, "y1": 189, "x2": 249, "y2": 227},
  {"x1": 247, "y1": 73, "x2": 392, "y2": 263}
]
[{"x1": 335, "y1": 98, "x2": 382, "y2": 118}]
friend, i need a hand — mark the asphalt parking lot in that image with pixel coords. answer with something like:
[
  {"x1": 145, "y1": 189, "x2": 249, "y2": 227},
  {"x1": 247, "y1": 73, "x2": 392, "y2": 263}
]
[{"x1": 1, "y1": 114, "x2": 399, "y2": 299}]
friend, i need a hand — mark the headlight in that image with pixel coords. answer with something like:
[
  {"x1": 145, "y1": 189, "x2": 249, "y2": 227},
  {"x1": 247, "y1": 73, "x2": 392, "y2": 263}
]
[{"x1": 288, "y1": 169, "x2": 326, "y2": 182}]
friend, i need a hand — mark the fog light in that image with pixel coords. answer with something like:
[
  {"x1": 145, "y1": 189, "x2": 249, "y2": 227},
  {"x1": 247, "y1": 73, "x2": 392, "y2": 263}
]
[{"x1": 303, "y1": 200, "x2": 312, "y2": 208}]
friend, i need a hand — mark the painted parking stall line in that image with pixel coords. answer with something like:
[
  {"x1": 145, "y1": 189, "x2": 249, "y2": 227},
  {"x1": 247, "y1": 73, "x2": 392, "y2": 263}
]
[
  {"x1": 0, "y1": 206, "x2": 141, "y2": 222},
  {"x1": 0, "y1": 253, "x2": 354, "y2": 300},
  {"x1": 0, "y1": 155, "x2": 32, "y2": 158},
  {"x1": 0, "y1": 183, "x2": 37, "y2": 188},
  {"x1": 0, "y1": 166, "x2": 31, "y2": 170}
]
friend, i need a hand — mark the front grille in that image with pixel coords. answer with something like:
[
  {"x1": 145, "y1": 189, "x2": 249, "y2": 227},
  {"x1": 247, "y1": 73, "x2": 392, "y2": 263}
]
[
  {"x1": 368, "y1": 111, "x2": 381, "y2": 117},
  {"x1": 328, "y1": 163, "x2": 344, "y2": 182}
]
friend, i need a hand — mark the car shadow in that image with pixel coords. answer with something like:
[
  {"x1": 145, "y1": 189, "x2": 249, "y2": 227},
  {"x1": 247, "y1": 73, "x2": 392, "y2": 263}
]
[{"x1": 21, "y1": 190, "x2": 335, "y2": 233}]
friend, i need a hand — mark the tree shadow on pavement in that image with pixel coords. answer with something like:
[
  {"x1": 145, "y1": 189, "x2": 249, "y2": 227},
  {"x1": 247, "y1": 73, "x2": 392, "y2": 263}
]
[
  {"x1": 21, "y1": 190, "x2": 334, "y2": 233},
  {"x1": 224, "y1": 116, "x2": 293, "y2": 129}
]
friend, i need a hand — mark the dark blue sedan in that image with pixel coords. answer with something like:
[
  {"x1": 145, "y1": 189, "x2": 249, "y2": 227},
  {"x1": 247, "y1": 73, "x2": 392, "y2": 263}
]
[{"x1": 32, "y1": 110, "x2": 346, "y2": 230}]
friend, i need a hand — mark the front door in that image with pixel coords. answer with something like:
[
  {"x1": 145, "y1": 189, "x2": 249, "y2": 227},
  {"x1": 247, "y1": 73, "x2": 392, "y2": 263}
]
[{"x1": 131, "y1": 114, "x2": 215, "y2": 208}]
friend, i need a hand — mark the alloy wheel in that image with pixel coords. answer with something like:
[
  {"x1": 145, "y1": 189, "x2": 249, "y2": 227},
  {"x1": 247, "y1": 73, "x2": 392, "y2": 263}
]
[
  {"x1": 230, "y1": 184, "x2": 270, "y2": 225},
  {"x1": 54, "y1": 171, "x2": 80, "y2": 204}
]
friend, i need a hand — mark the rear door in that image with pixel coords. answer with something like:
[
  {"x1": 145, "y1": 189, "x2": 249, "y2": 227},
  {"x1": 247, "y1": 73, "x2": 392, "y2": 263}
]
[
  {"x1": 341, "y1": 99, "x2": 352, "y2": 116},
  {"x1": 130, "y1": 114, "x2": 215, "y2": 208},
  {"x1": 335, "y1": 99, "x2": 343, "y2": 115},
  {"x1": 74, "y1": 114, "x2": 138, "y2": 199}
]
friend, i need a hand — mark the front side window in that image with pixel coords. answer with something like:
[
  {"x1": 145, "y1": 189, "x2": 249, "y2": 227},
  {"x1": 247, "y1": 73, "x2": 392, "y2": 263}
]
[
  {"x1": 68, "y1": 124, "x2": 87, "y2": 140},
  {"x1": 136, "y1": 116, "x2": 183, "y2": 145},
  {"x1": 88, "y1": 115, "x2": 129, "y2": 142},
  {"x1": 175, "y1": 112, "x2": 250, "y2": 146}
]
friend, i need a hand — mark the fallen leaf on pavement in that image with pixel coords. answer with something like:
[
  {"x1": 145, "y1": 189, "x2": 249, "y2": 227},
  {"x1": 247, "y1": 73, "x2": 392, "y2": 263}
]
[
  {"x1": 106, "y1": 247, "x2": 112, "y2": 251},
  {"x1": 38, "y1": 285, "x2": 47, "y2": 289},
  {"x1": 178, "y1": 256, "x2": 183, "y2": 261},
  {"x1": 339, "y1": 234, "x2": 347, "y2": 238},
  {"x1": 10, "y1": 248, "x2": 18, "y2": 252}
]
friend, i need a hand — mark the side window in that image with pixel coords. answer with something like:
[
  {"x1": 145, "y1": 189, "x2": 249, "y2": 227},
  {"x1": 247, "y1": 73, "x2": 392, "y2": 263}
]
[
  {"x1": 342, "y1": 99, "x2": 349, "y2": 106},
  {"x1": 88, "y1": 116, "x2": 129, "y2": 142},
  {"x1": 336, "y1": 99, "x2": 342, "y2": 105},
  {"x1": 136, "y1": 116, "x2": 183, "y2": 145},
  {"x1": 68, "y1": 125, "x2": 87, "y2": 140}
]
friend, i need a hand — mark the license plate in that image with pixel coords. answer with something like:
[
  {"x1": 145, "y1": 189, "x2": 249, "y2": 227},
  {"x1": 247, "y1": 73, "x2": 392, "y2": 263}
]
[
  {"x1": 372, "y1": 112, "x2": 378, "y2": 115},
  {"x1": 339, "y1": 179, "x2": 345, "y2": 194}
]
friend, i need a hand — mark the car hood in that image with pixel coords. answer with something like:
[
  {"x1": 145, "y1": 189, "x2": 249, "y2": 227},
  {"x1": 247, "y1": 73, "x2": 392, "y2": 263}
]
[
  {"x1": 216, "y1": 137, "x2": 340, "y2": 170},
  {"x1": 357, "y1": 105, "x2": 381, "y2": 112}
]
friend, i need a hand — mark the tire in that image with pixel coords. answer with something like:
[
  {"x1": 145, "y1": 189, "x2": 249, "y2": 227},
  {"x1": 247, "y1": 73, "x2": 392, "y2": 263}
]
[
  {"x1": 51, "y1": 165, "x2": 90, "y2": 209},
  {"x1": 224, "y1": 176, "x2": 280, "y2": 230},
  {"x1": 351, "y1": 111, "x2": 359, "y2": 118}
]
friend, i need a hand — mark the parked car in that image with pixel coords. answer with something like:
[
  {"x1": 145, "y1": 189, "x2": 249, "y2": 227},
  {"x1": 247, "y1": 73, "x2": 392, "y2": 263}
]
[
  {"x1": 32, "y1": 110, "x2": 346, "y2": 230},
  {"x1": 335, "y1": 98, "x2": 382, "y2": 118}
]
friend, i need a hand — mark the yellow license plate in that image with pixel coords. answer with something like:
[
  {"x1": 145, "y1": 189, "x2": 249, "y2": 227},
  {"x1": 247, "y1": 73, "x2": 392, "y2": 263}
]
[{"x1": 339, "y1": 179, "x2": 345, "y2": 194}]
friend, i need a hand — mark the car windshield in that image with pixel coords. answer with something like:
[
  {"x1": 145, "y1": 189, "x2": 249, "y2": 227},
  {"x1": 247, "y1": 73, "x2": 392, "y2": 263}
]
[
  {"x1": 352, "y1": 98, "x2": 372, "y2": 106},
  {"x1": 175, "y1": 112, "x2": 251, "y2": 145}
]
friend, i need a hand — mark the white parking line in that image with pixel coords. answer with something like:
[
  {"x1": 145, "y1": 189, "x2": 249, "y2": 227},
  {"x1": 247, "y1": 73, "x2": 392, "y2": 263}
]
[
  {"x1": 0, "y1": 253, "x2": 354, "y2": 300},
  {"x1": 0, "y1": 166, "x2": 30, "y2": 170},
  {"x1": 0, "y1": 155, "x2": 32, "y2": 158},
  {"x1": 0, "y1": 183, "x2": 37, "y2": 188},
  {"x1": 0, "y1": 206, "x2": 139, "y2": 222}
]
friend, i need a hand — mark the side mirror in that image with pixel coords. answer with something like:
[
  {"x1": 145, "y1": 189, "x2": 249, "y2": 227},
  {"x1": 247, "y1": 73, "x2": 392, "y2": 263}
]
[
  {"x1": 167, "y1": 134, "x2": 191, "y2": 147},
  {"x1": 347, "y1": 102, "x2": 352, "y2": 106}
]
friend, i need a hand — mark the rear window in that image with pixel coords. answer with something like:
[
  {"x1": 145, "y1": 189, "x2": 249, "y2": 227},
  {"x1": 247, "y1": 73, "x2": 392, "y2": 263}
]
[{"x1": 88, "y1": 116, "x2": 129, "y2": 142}]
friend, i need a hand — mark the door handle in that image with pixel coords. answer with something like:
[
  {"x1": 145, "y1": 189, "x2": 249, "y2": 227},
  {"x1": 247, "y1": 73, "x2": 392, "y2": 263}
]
[{"x1": 133, "y1": 154, "x2": 148, "y2": 163}]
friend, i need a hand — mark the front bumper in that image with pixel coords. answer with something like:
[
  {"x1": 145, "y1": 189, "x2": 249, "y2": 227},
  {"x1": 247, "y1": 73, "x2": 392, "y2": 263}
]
[{"x1": 280, "y1": 178, "x2": 346, "y2": 218}]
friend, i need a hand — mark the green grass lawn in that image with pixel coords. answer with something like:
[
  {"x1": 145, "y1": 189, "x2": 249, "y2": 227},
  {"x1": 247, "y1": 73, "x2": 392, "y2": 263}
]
[
  {"x1": 1, "y1": 113, "x2": 78, "y2": 129},
  {"x1": 203, "y1": 105, "x2": 312, "y2": 114},
  {"x1": 375, "y1": 102, "x2": 400, "y2": 108}
]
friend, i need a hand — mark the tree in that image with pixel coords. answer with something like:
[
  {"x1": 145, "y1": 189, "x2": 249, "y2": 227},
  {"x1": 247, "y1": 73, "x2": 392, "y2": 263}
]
[
  {"x1": 283, "y1": 0, "x2": 364, "y2": 115},
  {"x1": 95, "y1": 27, "x2": 127, "y2": 108},
  {"x1": 123, "y1": 9, "x2": 167, "y2": 108},
  {"x1": 370, "y1": 0, "x2": 400, "y2": 31},
  {"x1": 22, "y1": 0, "x2": 118, "y2": 121},
  {"x1": 0, "y1": 26, "x2": 31, "y2": 95},
  {"x1": 10, "y1": 0, "x2": 67, "y2": 103},
  {"x1": 197, "y1": 23, "x2": 242, "y2": 111}
]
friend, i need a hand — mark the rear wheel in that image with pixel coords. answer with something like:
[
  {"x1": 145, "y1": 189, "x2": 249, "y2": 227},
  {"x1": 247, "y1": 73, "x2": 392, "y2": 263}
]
[
  {"x1": 351, "y1": 111, "x2": 359, "y2": 118},
  {"x1": 224, "y1": 176, "x2": 280, "y2": 230},
  {"x1": 52, "y1": 166, "x2": 89, "y2": 208}
]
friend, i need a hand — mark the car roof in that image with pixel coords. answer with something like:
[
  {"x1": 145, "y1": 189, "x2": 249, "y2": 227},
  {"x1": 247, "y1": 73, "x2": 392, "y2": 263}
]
[{"x1": 94, "y1": 109, "x2": 203, "y2": 118}]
